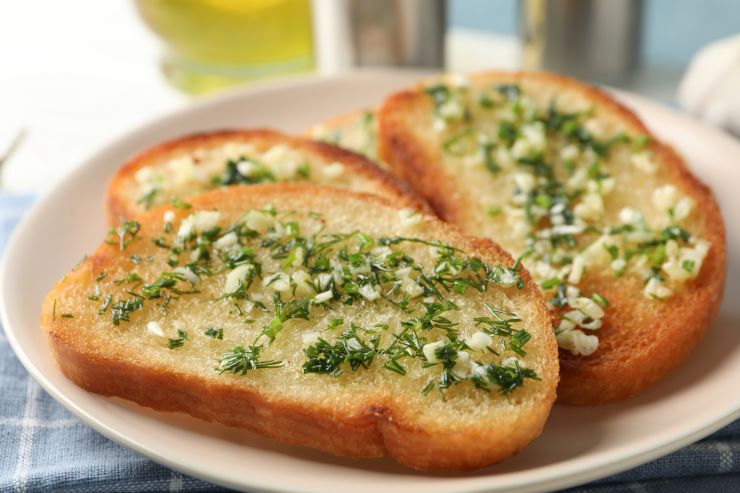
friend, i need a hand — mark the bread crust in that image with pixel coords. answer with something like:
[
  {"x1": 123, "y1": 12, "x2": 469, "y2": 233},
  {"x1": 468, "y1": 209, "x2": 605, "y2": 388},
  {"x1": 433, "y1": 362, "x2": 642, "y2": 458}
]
[
  {"x1": 378, "y1": 70, "x2": 726, "y2": 405},
  {"x1": 106, "y1": 129, "x2": 430, "y2": 225},
  {"x1": 42, "y1": 184, "x2": 558, "y2": 471}
]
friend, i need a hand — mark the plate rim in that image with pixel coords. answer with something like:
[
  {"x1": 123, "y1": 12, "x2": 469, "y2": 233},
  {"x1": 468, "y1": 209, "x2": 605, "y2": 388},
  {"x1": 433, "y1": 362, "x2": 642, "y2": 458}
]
[{"x1": 2, "y1": 69, "x2": 740, "y2": 493}]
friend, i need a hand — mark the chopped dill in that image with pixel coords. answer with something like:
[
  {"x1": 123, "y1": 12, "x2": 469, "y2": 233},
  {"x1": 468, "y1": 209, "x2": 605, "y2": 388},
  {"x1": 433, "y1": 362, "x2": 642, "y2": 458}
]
[{"x1": 168, "y1": 330, "x2": 188, "y2": 349}]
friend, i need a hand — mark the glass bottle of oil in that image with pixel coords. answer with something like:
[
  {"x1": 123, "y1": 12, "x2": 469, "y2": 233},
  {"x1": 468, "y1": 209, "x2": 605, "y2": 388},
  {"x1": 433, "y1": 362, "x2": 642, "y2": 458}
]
[{"x1": 136, "y1": 0, "x2": 314, "y2": 94}]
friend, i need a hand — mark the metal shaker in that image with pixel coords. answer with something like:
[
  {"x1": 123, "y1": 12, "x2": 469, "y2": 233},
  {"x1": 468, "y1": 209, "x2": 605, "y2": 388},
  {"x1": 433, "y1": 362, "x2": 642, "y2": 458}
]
[
  {"x1": 520, "y1": 0, "x2": 643, "y2": 84},
  {"x1": 312, "y1": 0, "x2": 446, "y2": 73}
]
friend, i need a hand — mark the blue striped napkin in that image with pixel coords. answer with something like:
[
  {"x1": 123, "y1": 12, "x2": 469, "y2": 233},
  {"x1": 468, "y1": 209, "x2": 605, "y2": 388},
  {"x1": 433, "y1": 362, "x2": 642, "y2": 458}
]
[{"x1": 1, "y1": 194, "x2": 738, "y2": 492}]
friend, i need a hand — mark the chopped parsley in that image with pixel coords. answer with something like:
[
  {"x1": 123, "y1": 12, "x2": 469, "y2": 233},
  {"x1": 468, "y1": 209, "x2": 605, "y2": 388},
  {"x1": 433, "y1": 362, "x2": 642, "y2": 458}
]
[
  {"x1": 474, "y1": 304, "x2": 532, "y2": 356},
  {"x1": 425, "y1": 84, "x2": 451, "y2": 106},
  {"x1": 259, "y1": 296, "x2": 311, "y2": 343},
  {"x1": 217, "y1": 344, "x2": 283, "y2": 374},
  {"x1": 142, "y1": 272, "x2": 193, "y2": 299},
  {"x1": 592, "y1": 292, "x2": 609, "y2": 307},
  {"x1": 171, "y1": 197, "x2": 192, "y2": 209},
  {"x1": 495, "y1": 83, "x2": 521, "y2": 101},
  {"x1": 106, "y1": 220, "x2": 141, "y2": 251},
  {"x1": 220, "y1": 158, "x2": 276, "y2": 186},
  {"x1": 114, "y1": 272, "x2": 142, "y2": 285},
  {"x1": 478, "y1": 92, "x2": 494, "y2": 108},
  {"x1": 303, "y1": 324, "x2": 378, "y2": 376},
  {"x1": 168, "y1": 330, "x2": 188, "y2": 349},
  {"x1": 297, "y1": 162, "x2": 311, "y2": 178},
  {"x1": 471, "y1": 362, "x2": 539, "y2": 395},
  {"x1": 204, "y1": 326, "x2": 224, "y2": 339},
  {"x1": 482, "y1": 142, "x2": 501, "y2": 174},
  {"x1": 632, "y1": 135, "x2": 651, "y2": 153},
  {"x1": 110, "y1": 295, "x2": 143, "y2": 325},
  {"x1": 442, "y1": 129, "x2": 476, "y2": 156},
  {"x1": 137, "y1": 188, "x2": 159, "y2": 209}
]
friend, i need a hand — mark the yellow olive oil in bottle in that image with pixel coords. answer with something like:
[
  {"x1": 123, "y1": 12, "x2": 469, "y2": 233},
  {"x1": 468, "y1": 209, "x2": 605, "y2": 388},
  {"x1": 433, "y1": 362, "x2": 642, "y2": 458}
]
[{"x1": 136, "y1": 0, "x2": 314, "y2": 94}]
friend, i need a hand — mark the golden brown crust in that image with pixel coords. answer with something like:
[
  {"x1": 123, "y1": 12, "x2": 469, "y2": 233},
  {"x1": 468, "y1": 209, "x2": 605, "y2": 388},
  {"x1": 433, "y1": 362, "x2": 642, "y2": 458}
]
[
  {"x1": 44, "y1": 329, "x2": 388, "y2": 459},
  {"x1": 378, "y1": 70, "x2": 727, "y2": 405},
  {"x1": 105, "y1": 129, "x2": 431, "y2": 226},
  {"x1": 43, "y1": 184, "x2": 558, "y2": 471},
  {"x1": 557, "y1": 140, "x2": 726, "y2": 404}
]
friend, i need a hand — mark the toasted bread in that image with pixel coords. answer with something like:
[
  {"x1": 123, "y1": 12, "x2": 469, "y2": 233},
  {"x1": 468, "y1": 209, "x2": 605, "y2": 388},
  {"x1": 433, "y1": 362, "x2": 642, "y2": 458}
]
[
  {"x1": 105, "y1": 129, "x2": 426, "y2": 225},
  {"x1": 42, "y1": 184, "x2": 558, "y2": 471},
  {"x1": 308, "y1": 109, "x2": 382, "y2": 163},
  {"x1": 378, "y1": 71, "x2": 726, "y2": 405}
]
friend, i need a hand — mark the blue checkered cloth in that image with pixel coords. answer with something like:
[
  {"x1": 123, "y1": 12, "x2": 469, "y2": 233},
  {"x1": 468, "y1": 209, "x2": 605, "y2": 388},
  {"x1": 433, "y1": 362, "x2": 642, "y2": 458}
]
[{"x1": 1, "y1": 195, "x2": 739, "y2": 493}]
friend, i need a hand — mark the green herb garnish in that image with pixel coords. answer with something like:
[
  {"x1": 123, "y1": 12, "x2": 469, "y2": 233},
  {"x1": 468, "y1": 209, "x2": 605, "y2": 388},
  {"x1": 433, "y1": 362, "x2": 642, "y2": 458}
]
[
  {"x1": 303, "y1": 324, "x2": 378, "y2": 376},
  {"x1": 137, "y1": 188, "x2": 159, "y2": 209},
  {"x1": 204, "y1": 326, "x2": 224, "y2": 339},
  {"x1": 171, "y1": 197, "x2": 192, "y2": 209},
  {"x1": 110, "y1": 295, "x2": 143, "y2": 325},
  {"x1": 471, "y1": 361, "x2": 539, "y2": 395},
  {"x1": 592, "y1": 292, "x2": 609, "y2": 307},
  {"x1": 168, "y1": 330, "x2": 188, "y2": 349},
  {"x1": 217, "y1": 344, "x2": 283, "y2": 374},
  {"x1": 297, "y1": 162, "x2": 311, "y2": 178},
  {"x1": 220, "y1": 158, "x2": 275, "y2": 186},
  {"x1": 106, "y1": 220, "x2": 141, "y2": 251},
  {"x1": 259, "y1": 296, "x2": 310, "y2": 343}
]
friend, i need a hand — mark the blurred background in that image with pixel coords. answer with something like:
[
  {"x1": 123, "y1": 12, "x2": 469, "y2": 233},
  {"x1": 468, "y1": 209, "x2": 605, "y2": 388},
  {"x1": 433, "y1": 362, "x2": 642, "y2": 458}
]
[{"x1": 1, "y1": 0, "x2": 738, "y2": 193}]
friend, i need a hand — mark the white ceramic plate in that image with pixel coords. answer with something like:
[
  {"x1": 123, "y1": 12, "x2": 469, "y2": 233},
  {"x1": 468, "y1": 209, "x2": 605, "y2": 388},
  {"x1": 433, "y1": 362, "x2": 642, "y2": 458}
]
[{"x1": 2, "y1": 70, "x2": 740, "y2": 493}]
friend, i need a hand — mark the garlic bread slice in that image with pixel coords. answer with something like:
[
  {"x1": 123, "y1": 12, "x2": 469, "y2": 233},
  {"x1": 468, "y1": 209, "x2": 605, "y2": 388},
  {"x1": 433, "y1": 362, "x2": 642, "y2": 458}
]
[
  {"x1": 43, "y1": 184, "x2": 558, "y2": 470},
  {"x1": 378, "y1": 71, "x2": 725, "y2": 404},
  {"x1": 106, "y1": 129, "x2": 426, "y2": 224}
]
